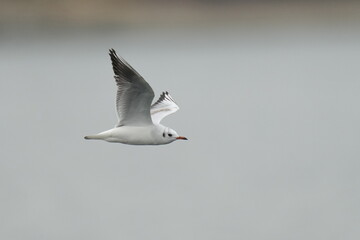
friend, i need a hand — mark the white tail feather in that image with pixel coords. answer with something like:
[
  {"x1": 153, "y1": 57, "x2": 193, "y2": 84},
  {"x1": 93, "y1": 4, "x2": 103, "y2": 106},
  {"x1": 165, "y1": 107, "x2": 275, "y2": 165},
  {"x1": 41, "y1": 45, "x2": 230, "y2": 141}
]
[{"x1": 84, "y1": 135, "x2": 103, "y2": 140}]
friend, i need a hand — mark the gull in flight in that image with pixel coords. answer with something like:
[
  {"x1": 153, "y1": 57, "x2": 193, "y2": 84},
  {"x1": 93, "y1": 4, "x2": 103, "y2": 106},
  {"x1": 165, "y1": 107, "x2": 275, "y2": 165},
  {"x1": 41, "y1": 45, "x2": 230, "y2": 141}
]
[{"x1": 84, "y1": 49, "x2": 187, "y2": 145}]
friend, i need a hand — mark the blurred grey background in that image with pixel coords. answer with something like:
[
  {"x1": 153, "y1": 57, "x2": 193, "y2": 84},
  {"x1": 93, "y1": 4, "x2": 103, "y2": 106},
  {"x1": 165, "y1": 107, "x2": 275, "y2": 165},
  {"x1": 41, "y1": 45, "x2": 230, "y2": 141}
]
[{"x1": 1, "y1": 0, "x2": 360, "y2": 239}]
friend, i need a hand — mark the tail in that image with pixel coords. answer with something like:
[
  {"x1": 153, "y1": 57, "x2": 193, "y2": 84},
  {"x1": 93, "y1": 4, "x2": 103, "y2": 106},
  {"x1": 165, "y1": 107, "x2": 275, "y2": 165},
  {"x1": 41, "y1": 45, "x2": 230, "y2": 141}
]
[
  {"x1": 84, "y1": 135, "x2": 103, "y2": 140},
  {"x1": 84, "y1": 130, "x2": 112, "y2": 141}
]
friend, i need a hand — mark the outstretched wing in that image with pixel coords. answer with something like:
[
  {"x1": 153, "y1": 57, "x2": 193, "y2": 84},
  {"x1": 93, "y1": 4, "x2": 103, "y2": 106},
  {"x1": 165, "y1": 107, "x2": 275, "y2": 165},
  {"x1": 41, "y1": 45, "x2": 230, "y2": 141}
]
[
  {"x1": 109, "y1": 49, "x2": 155, "y2": 127},
  {"x1": 150, "y1": 91, "x2": 179, "y2": 124}
]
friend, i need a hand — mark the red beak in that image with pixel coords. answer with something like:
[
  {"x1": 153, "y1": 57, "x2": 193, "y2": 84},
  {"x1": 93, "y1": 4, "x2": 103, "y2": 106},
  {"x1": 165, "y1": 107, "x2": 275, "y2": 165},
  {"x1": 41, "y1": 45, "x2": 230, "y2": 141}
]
[{"x1": 176, "y1": 136, "x2": 188, "y2": 140}]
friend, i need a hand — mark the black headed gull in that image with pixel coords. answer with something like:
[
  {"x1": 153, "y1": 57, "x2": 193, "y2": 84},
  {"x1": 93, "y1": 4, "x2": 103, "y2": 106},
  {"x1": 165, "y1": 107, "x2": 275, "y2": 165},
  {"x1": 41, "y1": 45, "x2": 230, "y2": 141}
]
[{"x1": 84, "y1": 49, "x2": 187, "y2": 145}]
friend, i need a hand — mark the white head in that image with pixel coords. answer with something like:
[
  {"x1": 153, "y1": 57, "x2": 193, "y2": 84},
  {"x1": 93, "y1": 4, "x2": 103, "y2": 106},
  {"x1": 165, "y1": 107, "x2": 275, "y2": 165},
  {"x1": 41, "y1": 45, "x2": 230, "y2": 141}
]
[{"x1": 161, "y1": 127, "x2": 187, "y2": 144}]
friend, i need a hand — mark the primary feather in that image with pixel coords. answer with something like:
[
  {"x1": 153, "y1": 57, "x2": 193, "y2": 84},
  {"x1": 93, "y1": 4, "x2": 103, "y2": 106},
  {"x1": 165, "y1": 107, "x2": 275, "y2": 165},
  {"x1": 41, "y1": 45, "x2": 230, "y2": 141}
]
[{"x1": 151, "y1": 91, "x2": 179, "y2": 124}]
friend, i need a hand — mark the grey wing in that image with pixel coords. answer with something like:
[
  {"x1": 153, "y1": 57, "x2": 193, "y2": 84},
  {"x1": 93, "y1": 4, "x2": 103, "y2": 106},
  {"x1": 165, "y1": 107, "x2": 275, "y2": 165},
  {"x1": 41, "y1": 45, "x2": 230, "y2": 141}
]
[
  {"x1": 109, "y1": 49, "x2": 155, "y2": 127},
  {"x1": 151, "y1": 91, "x2": 179, "y2": 124}
]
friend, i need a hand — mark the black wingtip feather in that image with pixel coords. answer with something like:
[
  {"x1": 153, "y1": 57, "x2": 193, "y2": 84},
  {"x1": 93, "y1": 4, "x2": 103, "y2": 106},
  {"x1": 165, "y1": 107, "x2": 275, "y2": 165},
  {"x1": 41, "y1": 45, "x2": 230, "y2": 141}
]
[
  {"x1": 107, "y1": 49, "x2": 147, "y2": 90},
  {"x1": 108, "y1": 48, "x2": 129, "y2": 78},
  {"x1": 109, "y1": 48, "x2": 115, "y2": 54}
]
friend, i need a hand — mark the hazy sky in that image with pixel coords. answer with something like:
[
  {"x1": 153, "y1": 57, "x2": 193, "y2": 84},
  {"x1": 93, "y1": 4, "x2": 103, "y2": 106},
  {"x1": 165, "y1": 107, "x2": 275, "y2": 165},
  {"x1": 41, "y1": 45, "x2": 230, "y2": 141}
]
[{"x1": 1, "y1": 4, "x2": 360, "y2": 239}]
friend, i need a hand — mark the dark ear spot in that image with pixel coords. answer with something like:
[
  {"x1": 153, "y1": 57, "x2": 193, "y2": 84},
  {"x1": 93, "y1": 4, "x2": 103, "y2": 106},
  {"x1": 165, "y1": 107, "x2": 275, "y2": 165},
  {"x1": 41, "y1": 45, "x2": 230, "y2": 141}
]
[{"x1": 162, "y1": 132, "x2": 165, "y2": 137}]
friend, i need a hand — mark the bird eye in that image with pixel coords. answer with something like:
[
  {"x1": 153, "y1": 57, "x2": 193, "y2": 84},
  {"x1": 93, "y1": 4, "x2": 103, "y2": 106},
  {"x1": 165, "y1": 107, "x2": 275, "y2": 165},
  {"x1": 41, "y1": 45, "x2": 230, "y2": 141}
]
[{"x1": 168, "y1": 134, "x2": 172, "y2": 137}]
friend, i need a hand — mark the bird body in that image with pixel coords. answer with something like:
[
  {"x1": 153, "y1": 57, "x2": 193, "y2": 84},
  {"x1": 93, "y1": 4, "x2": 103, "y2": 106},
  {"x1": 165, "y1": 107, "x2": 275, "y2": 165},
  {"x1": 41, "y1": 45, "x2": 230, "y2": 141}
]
[
  {"x1": 85, "y1": 49, "x2": 187, "y2": 145},
  {"x1": 85, "y1": 124, "x2": 179, "y2": 145}
]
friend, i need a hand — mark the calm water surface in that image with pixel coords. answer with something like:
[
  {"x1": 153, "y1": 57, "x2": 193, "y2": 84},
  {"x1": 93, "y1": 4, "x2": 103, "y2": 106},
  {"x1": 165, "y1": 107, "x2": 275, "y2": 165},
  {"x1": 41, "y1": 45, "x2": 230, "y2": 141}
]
[{"x1": 1, "y1": 24, "x2": 359, "y2": 240}]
